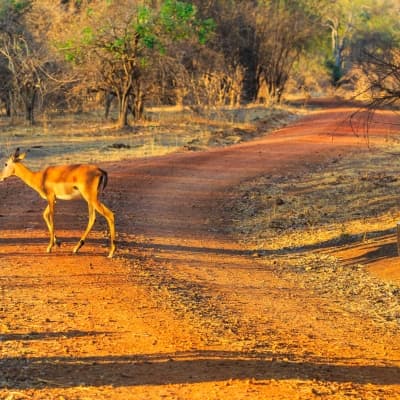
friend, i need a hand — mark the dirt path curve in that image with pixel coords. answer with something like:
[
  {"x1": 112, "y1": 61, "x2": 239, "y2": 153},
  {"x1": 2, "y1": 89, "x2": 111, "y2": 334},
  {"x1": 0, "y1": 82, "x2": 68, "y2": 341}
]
[{"x1": 1, "y1": 104, "x2": 400, "y2": 399}]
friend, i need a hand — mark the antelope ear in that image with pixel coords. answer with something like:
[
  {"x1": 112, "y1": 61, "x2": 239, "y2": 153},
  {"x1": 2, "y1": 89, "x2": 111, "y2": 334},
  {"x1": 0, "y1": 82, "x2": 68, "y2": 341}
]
[
  {"x1": 12, "y1": 148, "x2": 26, "y2": 161},
  {"x1": 12, "y1": 148, "x2": 20, "y2": 160}
]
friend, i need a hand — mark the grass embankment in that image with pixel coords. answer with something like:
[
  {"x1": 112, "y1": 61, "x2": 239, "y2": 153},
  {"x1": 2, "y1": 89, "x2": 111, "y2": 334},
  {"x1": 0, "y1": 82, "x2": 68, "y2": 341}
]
[{"x1": 224, "y1": 145, "x2": 400, "y2": 327}]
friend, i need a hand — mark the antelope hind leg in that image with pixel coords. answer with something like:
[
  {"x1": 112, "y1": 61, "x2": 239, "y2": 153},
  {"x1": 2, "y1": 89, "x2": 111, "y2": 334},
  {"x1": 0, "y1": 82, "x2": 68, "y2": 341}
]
[
  {"x1": 93, "y1": 200, "x2": 116, "y2": 258},
  {"x1": 73, "y1": 204, "x2": 96, "y2": 254}
]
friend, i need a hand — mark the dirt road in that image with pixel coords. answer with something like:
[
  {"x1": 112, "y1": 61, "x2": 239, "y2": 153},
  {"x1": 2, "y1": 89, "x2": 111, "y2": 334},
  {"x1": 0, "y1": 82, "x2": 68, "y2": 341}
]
[{"x1": 1, "y1": 104, "x2": 399, "y2": 399}]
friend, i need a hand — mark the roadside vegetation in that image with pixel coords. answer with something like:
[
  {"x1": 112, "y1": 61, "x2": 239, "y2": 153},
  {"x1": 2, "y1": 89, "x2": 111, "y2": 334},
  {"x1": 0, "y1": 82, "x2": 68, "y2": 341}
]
[
  {"x1": 226, "y1": 146, "x2": 400, "y2": 252},
  {"x1": 222, "y1": 136, "x2": 400, "y2": 330},
  {"x1": 0, "y1": 0, "x2": 399, "y2": 129},
  {"x1": 0, "y1": 104, "x2": 298, "y2": 165}
]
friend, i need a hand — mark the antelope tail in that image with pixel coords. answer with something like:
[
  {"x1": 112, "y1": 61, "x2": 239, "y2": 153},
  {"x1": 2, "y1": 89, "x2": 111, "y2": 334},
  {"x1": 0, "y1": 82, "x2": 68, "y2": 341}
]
[{"x1": 98, "y1": 169, "x2": 108, "y2": 192}]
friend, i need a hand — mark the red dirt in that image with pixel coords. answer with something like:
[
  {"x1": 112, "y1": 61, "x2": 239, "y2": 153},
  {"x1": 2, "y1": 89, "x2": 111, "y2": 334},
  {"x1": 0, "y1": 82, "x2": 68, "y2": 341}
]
[{"x1": 1, "y1": 103, "x2": 400, "y2": 399}]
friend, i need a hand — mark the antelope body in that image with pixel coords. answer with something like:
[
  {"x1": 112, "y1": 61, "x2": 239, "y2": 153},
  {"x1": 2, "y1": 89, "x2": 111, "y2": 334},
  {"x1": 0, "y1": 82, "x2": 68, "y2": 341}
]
[{"x1": 1, "y1": 149, "x2": 116, "y2": 257}]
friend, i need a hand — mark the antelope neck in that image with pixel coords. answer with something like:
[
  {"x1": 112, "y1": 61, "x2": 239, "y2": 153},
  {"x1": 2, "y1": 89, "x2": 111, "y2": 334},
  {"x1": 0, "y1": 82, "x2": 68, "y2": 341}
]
[{"x1": 14, "y1": 162, "x2": 47, "y2": 199}]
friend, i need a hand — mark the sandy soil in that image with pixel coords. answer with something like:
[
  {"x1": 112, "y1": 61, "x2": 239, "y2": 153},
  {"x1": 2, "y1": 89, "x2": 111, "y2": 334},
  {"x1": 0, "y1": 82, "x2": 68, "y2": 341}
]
[{"x1": 1, "y1": 103, "x2": 400, "y2": 399}]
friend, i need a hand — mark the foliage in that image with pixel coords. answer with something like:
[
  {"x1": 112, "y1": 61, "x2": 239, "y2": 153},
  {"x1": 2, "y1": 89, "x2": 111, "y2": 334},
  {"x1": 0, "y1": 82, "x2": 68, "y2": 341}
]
[
  {"x1": 0, "y1": 0, "x2": 399, "y2": 125},
  {"x1": 0, "y1": 0, "x2": 30, "y2": 15},
  {"x1": 318, "y1": 0, "x2": 400, "y2": 89},
  {"x1": 0, "y1": 0, "x2": 44, "y2": 124},
  {"x1": 57, "y1": 0, "x2": 215, "y2": 127},
  {"x1": 253, "y1": 0, "x2": 323, "y2": 103}
]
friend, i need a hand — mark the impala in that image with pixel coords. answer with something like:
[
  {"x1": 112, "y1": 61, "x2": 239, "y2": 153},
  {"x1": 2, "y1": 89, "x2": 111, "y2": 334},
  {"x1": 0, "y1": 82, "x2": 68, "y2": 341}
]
[{"x1": 1, "y1": 148, "x2": 116, "y2": 257}]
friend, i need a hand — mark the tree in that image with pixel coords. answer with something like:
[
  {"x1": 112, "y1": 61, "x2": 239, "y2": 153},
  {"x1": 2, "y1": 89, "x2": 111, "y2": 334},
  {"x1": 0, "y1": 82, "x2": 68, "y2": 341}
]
[
  {"x1": 345, "y1": 0, "x2": 399, "y2": 108},
  {"x1": 323, "y1": 0, "x2": 358, "y2": 85},
  {"x1": 320, "y1": 0, "x2": 398, "y2": 88},
  {"x1": 0, "y1": 58, "x2": 12, "y2": 116},
  {"x1": 0, "y1": 0, "x2": 61, "y2": 124},
  {"x1": 60, "y1": 0, "x2": 214, "y2": 128},
  {"x1": 355, "y1": 37, "x2": 400, "y2": 108},
  {"x1": 194, "y1": 0, "x2": 323, "y2": 104},
  {"x1": 190, "y1": 0, "x2": 255, "y2": 102},
  {"x1": 0, "y1": 1, "x2": 33, "y2": 121},
  {"x1": 252, "y1": 0, "x2": 322, "y2": 103}
]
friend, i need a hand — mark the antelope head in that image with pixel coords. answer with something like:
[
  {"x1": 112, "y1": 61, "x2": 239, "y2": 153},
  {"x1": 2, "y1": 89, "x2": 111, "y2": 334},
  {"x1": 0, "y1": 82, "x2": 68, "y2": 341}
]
[{"x1": 1, "y1": 148, "x2": 26, "y2": 181}]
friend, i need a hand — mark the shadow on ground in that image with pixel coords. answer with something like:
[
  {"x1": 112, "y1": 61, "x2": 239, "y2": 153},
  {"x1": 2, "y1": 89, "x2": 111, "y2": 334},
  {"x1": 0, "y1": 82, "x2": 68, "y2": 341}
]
[{"x1": 1, "y1": 349, "x2": 399, "y2": 389}]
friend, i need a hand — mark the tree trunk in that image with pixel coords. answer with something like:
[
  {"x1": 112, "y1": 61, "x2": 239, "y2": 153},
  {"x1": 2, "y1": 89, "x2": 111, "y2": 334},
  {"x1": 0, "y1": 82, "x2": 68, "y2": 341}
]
[
  {"x1": 132, "y1": 89, "x2": 144, "y2": 120},
  {"x1": 1, "y1": 93, "x2": 11, "y2": 117},
  {"x1": 24, "y1": 87, "x2": 36, "y2": 125},
  {"x1": 104, "y1": 91, "x2": 115, "y2": 119},
  {"x1": 117, "y1": 91, "x2": 129, "y2": 128},
  {"x1": 5, "y1": 97, "x2": 10, "y2": 117},
  {"x1": 118, "y1": 96, "x2": 128, "y2": 128},
  {"x1": 329, "y1": 23, "x2": 345, "y2": 85}
]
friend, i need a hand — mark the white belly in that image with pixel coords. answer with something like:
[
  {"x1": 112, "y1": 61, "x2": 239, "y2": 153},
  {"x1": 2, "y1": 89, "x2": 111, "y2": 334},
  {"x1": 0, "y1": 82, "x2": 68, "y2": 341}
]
[
  {"x1": 53, "y1": 183, "x2": 82, "y2": 200},
  {"x1": 56, "y1": 192, "x2": 82, "y2": 200}
]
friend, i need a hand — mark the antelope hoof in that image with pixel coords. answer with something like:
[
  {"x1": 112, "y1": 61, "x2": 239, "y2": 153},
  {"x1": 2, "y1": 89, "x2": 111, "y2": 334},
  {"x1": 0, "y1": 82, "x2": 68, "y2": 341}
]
[
  {"x1": 107, "y1": 245, "x2": 116, "y2": 258},
  {"x1": 73, "y1": 239, "x2": 85, "y2": 254}
]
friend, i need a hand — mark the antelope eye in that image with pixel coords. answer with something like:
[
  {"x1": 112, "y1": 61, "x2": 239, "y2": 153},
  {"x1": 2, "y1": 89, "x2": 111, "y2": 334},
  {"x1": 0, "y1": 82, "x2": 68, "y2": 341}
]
[{"x1": 4, "y1": 163, "x2": 7, "y2": 167}]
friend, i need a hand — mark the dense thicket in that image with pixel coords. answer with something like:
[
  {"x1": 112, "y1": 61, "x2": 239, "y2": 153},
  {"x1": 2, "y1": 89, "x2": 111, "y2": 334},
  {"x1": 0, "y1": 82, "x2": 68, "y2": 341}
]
[{"x1": 0, "y1": 0, "x2": 399, "y2": 126}]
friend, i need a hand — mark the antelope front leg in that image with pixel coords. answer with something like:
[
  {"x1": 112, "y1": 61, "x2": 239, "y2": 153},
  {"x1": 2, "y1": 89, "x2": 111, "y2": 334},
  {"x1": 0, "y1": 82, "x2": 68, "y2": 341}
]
[{"x1": 43, "y1": 201, "x2": 58, "y2": 253}]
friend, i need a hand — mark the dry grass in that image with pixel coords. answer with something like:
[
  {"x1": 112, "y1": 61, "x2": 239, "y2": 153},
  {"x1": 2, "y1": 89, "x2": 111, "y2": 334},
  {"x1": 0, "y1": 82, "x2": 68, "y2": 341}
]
[
  {"x1": 0, "y1": 105, "x2": 298, "y2": 168},
  {"x1": 222, "y1": 138, "x2": 400, "y2": 325},
  {"x1": 226, "y1": 145, "x2": 400, "y2": 252}
]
